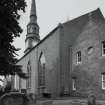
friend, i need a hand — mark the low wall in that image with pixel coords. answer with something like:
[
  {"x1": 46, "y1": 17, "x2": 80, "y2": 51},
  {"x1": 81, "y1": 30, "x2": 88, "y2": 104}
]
[{"x1": 36, "y1": 98, "x2": 105, "y2": 105}]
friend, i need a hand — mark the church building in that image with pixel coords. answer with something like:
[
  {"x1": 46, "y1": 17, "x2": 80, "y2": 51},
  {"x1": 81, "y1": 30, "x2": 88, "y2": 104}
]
[{"x1": 14, "y1": 0, "x2": 105, "y2": 99}]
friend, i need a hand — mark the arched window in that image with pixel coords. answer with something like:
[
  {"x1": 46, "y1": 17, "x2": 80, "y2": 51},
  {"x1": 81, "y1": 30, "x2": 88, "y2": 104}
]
[
  {"x1": 38, "y1": 52, "x2": 46, "y2": 94},
  {"x1": 19, "y1": 77, "x2": 21, "y2": 90},
  {"x1": 26, "y1": 61, "x2": 31, "y2": 89}
]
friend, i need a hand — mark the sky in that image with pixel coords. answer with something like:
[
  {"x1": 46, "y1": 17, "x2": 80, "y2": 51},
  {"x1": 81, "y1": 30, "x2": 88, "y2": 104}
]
[{"x1": 14, "y1": 0, "x2": 105, "y2": 58}]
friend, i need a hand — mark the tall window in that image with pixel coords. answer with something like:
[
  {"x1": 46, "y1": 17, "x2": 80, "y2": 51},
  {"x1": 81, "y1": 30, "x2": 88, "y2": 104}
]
[
  {"x1": 77, "y1": 51, "x2": 81, "y2": 64},
  {"x1": 102, "y1": 41, "x2": 105, "y2": 56},
  {"x1": 102, "y1": 73, "x2": 105, "y2": 89},
  {"x1": 26, "y1": 61, "x2": 31, "y2": 89},
  {"x1": 14, "y1": 75, "x2": 17, "y2": 89},
  {"x1": 39, "y1": 52, "x2": 46, "y2": 94},
  {"x1": 19, "y1": 77, "x2": 21, "y2": 90},
  {"x1": 72, "y1": 78, "x2": 76, "y2": 91}
]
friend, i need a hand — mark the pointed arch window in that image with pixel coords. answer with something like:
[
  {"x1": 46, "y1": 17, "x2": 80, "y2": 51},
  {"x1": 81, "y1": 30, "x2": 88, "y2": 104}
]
[
  {"x1": 19, "y1": 77, "x2": 21, "y2": 90},
  {"x1": 38, "y1": 52, "x2": 46, "y2": 93},
  {"x1": 72, "y1": 78, "x2": 76, "y2": 91},
  {"x1": 26, "y1": 61, "x2": 31, "y2": 89}
]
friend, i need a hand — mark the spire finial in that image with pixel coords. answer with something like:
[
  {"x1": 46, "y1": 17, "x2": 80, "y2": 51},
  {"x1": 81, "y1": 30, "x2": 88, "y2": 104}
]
[{"x1": 30, "y1": 0, "x2": 36, "y2": 17}]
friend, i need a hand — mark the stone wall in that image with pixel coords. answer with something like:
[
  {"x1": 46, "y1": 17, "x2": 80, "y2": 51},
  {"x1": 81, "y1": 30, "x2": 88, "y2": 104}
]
[
  {"x1": 72, "y1": 11, "x2": 105, "y2": 98},
  {"x1": 36, "y1": 98, "x2": 105, "y2": 105},
  {"x1": 38, "y1": 27, "x2": 60, "y2": 97},
  {"x1": 60, "y1": 8, "x2": 105, "y2": 98}
]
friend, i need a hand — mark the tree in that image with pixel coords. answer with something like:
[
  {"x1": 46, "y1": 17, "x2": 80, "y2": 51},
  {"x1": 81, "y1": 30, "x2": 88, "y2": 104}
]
[{"x1": 0, "y1": 0, "x2": 27, "y2": 78}]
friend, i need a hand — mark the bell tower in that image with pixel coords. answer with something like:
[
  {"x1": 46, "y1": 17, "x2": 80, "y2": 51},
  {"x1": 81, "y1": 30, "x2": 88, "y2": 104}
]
[{"x1": 24, "y1": 0, "x2": 40, "y2": 53}]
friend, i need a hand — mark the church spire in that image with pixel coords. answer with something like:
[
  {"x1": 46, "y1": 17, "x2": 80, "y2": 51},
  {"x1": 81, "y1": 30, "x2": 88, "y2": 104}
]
[
  {"x1": 30, "y1": 0, "x2": 37, "y2": 23},
  {"x1": 25, "y1": 0, "x2": 40, "y2": 54},
  {"x1": 30, "y1": 0, "x2": 36, "y2": 16}
]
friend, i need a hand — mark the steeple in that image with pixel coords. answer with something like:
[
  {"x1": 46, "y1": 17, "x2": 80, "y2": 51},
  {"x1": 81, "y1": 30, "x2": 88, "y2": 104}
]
[
  {"x1": 24, "y1": 0, "x2": 40, "y2": 54},
  {"x1": 30, "y1": 0, "x2": 37, "y2": 23},
  {"x1": 31, "y1": 0, "x2": 36, "y2": 16}
]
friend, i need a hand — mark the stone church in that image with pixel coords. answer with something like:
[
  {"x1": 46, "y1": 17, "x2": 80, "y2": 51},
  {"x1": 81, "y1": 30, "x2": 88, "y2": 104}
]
[{"x1": 14, "y1": 0, "x2": 105, "y2": 98}]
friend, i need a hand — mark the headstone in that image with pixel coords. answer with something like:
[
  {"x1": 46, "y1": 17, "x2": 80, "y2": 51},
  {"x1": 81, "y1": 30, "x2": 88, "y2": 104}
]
[
  {"x1": 0, "y1": 92, "x2": 28, "y2": 105},
  {"x1": 88, "y1": 94, "x2": 96, "y2": 105},
  {"x1": 27, "y1": 93, "x2": 36, "y2": 105}
]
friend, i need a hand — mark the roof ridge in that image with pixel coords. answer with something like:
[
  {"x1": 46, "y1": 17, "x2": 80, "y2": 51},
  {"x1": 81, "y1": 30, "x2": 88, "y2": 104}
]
[{"x1": 63, "y1": 8, "x2": 102, "y2": 25}]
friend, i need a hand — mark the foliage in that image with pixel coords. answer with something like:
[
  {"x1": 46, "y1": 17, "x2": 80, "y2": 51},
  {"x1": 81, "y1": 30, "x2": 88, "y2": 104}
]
[{"x1": 0, "y1": 0, "x2": 27, "y2": 78}]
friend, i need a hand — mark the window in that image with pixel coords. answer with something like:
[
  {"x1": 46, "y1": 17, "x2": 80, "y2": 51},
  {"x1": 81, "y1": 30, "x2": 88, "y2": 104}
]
[
  {"x1": 14, "y1": 75, "x2": 17, "y2": 89},
  {"x1": 38, "y1": 52, "x2": 46, "y2": 95},
  {"x1": 19, "y1": 77, "x2": 21, "y2": 89},
  {"x1": 72, "y1": 78, "x2": 76, "y2": 91},
  {"x1": 87, "y1": 46, "x2": 93, "y2": 54},
  {"x1": 39, "y1": 53, "x2": 46, "y2": 86},
  {"x1": 102, "y1": 73, "x2": 105, "y2": 89},
  {"x1": 102, "y1": 41, "x2": 105, "y2": 56},
  {"x1": 77, "y1": 51, "x2": 81, "y2": 64},
  {"x1": 26, "y1": 61, "x2": 31, "y2": 89}
]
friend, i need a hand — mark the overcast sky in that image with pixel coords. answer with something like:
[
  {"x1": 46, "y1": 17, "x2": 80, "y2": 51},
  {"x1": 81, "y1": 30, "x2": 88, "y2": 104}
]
[{"x1": 14, "y1": 0, "x2": 105, "y2": 58}]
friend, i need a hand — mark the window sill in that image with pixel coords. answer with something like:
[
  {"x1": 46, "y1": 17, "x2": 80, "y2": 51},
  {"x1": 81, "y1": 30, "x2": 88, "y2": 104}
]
[
  {"x1": 102, "y1": 54, "x2": 105, "y2": 57},
  {"x1": 76, "y1": 62, "x2": 82, "y2": 65},
  {"x1": 26, "y1": 87, "x2": 31, "y2": 89}
]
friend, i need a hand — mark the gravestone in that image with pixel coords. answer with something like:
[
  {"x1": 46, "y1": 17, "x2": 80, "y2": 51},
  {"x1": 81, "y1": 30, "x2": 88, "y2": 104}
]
[
  {"x1": 88, "y1": 94, "x2": 96, "y2": 105},
  {"x1": 0, "y1": 92, "x2": 28, "y2": 105}
]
